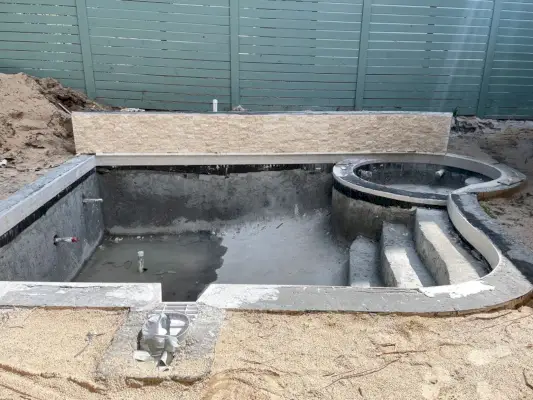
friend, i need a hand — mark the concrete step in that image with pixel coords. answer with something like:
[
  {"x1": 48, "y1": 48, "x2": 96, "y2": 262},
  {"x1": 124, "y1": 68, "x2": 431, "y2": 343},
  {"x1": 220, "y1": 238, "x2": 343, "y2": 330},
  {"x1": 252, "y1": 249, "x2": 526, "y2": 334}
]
[
  {"x1": 349, "y1": 236, "x2": 383, "y2": 287},
  {"x1": 380, "y1": 223, "x2": 436, "y2": 288},
  {"x1": 415, "y1": 208, "x2": 488, "y2": 285}
]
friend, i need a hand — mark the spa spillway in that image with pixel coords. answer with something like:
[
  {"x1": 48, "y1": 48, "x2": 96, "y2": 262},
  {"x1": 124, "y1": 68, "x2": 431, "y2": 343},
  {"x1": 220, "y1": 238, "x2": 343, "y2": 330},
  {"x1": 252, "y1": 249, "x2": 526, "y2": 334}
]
[{"x1": 0, "y1": 153, "x2": 531, "y2": 314}]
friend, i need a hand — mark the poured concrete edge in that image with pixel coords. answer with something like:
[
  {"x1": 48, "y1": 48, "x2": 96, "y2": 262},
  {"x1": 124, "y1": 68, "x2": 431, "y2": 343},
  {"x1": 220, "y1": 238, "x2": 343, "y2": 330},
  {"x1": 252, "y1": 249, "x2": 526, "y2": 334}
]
[
  {"x1": 0, "y1": 282, "x2": 161, "y2": 310},
  {"x1": 0, "y1": 155, "x2": 95, "y2": 237}
]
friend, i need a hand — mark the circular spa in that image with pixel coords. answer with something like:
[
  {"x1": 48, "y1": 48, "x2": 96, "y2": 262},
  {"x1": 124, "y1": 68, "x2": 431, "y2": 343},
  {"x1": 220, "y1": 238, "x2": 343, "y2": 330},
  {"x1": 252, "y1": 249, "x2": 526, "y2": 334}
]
[{"x1": 331, "y1": 153, "x2": 526, "y2": 290}]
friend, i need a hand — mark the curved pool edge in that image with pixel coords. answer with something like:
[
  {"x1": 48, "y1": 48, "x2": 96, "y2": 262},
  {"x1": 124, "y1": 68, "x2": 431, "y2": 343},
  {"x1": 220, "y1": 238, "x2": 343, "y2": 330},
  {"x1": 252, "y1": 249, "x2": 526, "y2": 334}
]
[
  {"x1": 199, "y1": 154, "x2": 533, "y2": 314},
  {"x1": 332, "y1": 152, "x2": 526, "y2": 207}
]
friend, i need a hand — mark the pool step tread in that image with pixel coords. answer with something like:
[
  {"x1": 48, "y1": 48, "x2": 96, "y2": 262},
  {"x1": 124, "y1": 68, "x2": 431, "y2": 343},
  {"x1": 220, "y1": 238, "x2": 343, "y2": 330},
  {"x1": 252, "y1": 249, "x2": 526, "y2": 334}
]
[
  {"x1": 381, "y1": 222, "x2": 436, "y2": 288},
  {"x1": 415, "y1": 208, "x2": 488, "y2": 285},
  {"x1": 349, "y1": 236, "x2": 383, "y2": 287}
]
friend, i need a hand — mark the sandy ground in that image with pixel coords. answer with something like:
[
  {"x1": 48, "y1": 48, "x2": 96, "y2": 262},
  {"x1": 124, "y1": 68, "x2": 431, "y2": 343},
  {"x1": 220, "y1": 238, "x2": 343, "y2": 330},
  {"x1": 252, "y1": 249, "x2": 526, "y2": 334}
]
[
  {"x1": 0, "y1": 73, "x2": 109, "y2": 199},
  {"x1": 1, "y1": 307, "x2": 533, "y2": 399},
  {"x1": 449, "y1": 119, "x2": 533, "y2": 252}
]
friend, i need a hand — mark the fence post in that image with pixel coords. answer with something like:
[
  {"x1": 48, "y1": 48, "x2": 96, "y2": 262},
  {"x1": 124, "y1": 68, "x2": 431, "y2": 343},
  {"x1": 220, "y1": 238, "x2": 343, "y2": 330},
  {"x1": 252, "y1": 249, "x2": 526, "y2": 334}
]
[
  {"x1": 75, "y1": 0, "x2": 96, "y2": 99},
  {"x1": 230, "y1": 0, "x2": 240, "y2": 109},
  {"x1": 477, "y1": 0, "x2": 503, "y2": 117},
  {"x1": 355, "y1": 0, "x2": 372, "y2": 110}
]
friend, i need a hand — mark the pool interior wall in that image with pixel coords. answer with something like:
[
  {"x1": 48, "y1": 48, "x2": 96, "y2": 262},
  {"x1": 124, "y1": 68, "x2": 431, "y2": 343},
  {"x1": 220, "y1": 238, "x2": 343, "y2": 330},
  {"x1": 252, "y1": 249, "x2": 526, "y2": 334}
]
[{"x1": 1, "y1": 164, "x2": 351, "y2": 301}]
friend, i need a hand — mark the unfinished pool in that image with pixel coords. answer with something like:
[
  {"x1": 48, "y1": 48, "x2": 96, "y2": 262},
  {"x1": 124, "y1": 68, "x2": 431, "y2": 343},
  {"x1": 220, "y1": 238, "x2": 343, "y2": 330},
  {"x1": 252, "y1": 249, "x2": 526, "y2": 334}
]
[{"x1": 0, "y1": 153, "x2": 531, "y2": 313}]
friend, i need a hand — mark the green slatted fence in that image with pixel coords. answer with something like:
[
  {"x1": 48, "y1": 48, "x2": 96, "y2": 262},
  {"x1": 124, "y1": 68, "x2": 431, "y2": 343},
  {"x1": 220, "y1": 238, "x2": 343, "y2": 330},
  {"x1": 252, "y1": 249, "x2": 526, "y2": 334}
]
[{"x1": 1, "y1": 0, "x2": 532, "y2": 117}]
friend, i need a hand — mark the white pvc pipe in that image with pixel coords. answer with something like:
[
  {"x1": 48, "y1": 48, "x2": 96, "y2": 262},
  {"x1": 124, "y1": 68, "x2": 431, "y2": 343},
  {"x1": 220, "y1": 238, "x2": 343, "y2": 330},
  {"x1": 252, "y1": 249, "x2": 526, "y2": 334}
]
[{"x1": 212, "y1": 99, "x2": 218, "y2": 112}]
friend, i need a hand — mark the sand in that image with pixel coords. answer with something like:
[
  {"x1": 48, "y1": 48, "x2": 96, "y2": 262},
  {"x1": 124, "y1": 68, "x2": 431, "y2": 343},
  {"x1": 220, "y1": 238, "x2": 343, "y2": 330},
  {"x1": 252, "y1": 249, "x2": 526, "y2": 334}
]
[
  {"x1": 0, "y1": 73, "x2": 109, "y2": 199},
  {"x1": 449, "y1": 120, "x2": 533, "y2": 252},
  {"x1": 1, "y1": 307, "x2": 533, "y2": 399}
]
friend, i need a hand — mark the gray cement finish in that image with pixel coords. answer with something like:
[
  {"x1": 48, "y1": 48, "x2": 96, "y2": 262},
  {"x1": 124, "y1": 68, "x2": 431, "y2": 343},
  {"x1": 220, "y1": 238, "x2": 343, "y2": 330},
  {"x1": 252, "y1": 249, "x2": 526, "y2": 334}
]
[
  {"x1": 75, "y1": 209, "x2": 349, "y2": 301},
  {"x1": 99, "y1": 168, "x2": 333, "y2": 236},
  {"x1": 415, "y1": 208, "x2": 488, "y2": 285},
  {"x1": 349, "y1": 236, "x2": 382, "y2": 287},
  {"x1": 0, "y1": 174, "x2": 103, "y2": 282},
  {"x1": 380, "y1": 223, "x2": 436, "y2": 288}
]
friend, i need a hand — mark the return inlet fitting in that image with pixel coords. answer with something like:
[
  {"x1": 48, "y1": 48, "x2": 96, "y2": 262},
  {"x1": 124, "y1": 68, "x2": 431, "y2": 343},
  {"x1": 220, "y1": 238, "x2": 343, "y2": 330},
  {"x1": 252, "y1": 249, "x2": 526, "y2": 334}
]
[{"x1": 54, "y1": 236, "x2": 78, "y2": 244}]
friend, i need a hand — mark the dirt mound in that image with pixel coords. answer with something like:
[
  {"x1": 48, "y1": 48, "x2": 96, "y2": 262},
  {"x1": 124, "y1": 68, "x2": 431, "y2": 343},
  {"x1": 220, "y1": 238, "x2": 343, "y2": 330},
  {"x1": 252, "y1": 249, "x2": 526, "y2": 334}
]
[{"x1": 0, "y1": 73, "x2": 110, "y2": 198}]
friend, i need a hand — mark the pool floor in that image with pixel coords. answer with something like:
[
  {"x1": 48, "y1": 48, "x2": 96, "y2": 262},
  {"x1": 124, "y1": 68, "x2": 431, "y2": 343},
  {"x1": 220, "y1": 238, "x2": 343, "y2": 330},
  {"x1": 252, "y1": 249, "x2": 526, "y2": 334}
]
[{"x1": 74, "y1": 209, "x2": 349, "y2": 301}]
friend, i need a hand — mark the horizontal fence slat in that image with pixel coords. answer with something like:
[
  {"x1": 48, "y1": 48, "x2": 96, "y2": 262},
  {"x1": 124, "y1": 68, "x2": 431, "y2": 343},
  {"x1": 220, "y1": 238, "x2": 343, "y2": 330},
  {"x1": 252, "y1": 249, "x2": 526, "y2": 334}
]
[
  {"x1": 0, "y1": 66, "x2": 84, "y2": 80},
  {"x1": 0, "y1": 32, "x2": 80, "y2": 44},
  {"x1": 242, "y1": 104, "x2": 353, "y2": 111},
  {"x1": 87, "y1": 8, "x2": 228, "y2": 26},
  {"x1": 90, "y1": 27, "x2": 229, "y2": 44},
  {"x1": 368, "y1": 41, "x2": 487, "y2": 52},
  {"x1": 95, "y1": 90, "x2": 230, "y2": 103},
  {"x1": 241, "y1": 0, "x2": 362, "y2": 13},
  {"x1": 367, "y1": 49, "x2": 486, "y2": 60},
  {"x1": 240, "y1": 44, "x2": 357, "y2": 57},
  {"x1": 0, "y1": 13, "x2": 78, "y2": 25},
  {"x1": 363, "y1": 98, "x2": 474, "y2": 107},
  {"x1": 94, "y1": 72, "x2": 230, "y2": 87},
  {"x1": 489, "y1": 68, "x2": 533, "y2": 77},
  {"x1": 90, "y1": 37, "x2": 228, "y2": 54},
  {"x1": 496, "y1": 36, "x2": 533, "y2": 46},
  {"x1": 364, "y1": 90, "x2": 479, "y2": 100},
  {"x1": 241, "y1": 62, "x2": 357, "y2": 74},
  {"x1": 93, "y1": 64, "x2": 230, "y2": 79},
  {"x1": 93, "y1": 55, "x2": 229, "y2": 70},
  {"x1": 488, "y1": 84, "x2": 533, "y2": 93},
  {"x1": 365, "y1": 74, "x2": 482, "y2": 84},
  {"x1": 370, "y1": 23, "x2": 490, "y2": 35},
  {"x1": 0, "y1": 50, "x2": 82, "y2": 62},
  {"x1": 239, "y1": 17, "x2": 360, "y2": 31},
  {"x1": 365, "y1": 105, "x2": 477, "y2": 114},
  {"x1": 239, "y1": 35, "x2": 360, "y2": 49},
  {"x1": 240, "y1": 70, "x2": 357, "y2": 83},
  {"x1": 366, "y1": 58, "x2": 484, "y2": 68},
  {"x1": 95, "y1": 82, "x2": 230, "y2": 96},
  {"x1": 366, "y1": 66, "x2": 482, "y2": 76},
  {"x1": 239, "y1": 26, "x2": 360, "y2": 40},
  {"x1": 91, "y1": 45, "x2": 229, "y2": 62},
  {"x1": 369, "y1": 32, "x2": 489, "y2": 44},
  {"x1": 239, "y1": 53, "x2": 359, "y2": 66},
  {"x1": 372, "y1": 5, "x2": 493, "y2": 18},
  {"x1": 89, "y1": 17, "x2": 229, "y2": 34},
  {"x1": 0, "y1": 3, "x2": 76, "y2": 15},
  {"x1": 2, "y1": 0, "x2": 75, "y2": 5},
  {"x1": 240, "y1": 96, "x2": 354, "y2": 106},
  {"x1": 239, "y1": 8, "x2": 362, "y2": 22},
  {"x1": 373, "y1": 0, "x2": 493, "y2": 8},
  {"x1": 87, "y1": 0, "x2": 229, "y2": 16},
  {"x1": 241, "y1": 88, "x2": 354, "y2": 99},
  {"x1": 0, "y1": 59, "x2": 82, "y2": 71},
  {"x1": 100, "y1": 98, "x2": 229, "y2": 111},
  {"x1": 371, "y1": 13, "x2": 491, "y2": 26},
  {"x1": 365, "y1": 82, "x2": 480, "y2": 91},
  {"x1": 0, "y1": 41, "x2": 81, "y2": 53},
  {"x1": 0, "y1": 22, "x2": 79, "y2": 35},
  {"x1": 240, "y1": 79, "x2": 354, "y2": 90}
]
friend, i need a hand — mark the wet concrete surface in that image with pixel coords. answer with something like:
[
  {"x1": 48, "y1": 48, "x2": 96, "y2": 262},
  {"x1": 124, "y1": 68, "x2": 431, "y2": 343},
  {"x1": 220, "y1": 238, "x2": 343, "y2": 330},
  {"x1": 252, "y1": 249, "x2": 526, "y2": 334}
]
[{"x1": 74, "y1": 209, "x2": 349, "y2": 301}]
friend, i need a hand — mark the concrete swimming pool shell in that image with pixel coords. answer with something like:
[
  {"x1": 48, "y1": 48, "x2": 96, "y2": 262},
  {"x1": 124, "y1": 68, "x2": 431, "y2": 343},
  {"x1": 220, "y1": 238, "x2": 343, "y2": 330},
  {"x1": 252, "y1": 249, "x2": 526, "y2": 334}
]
[{"x1": 0, "y1": 150, "x2": 531, "y2": 315}]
